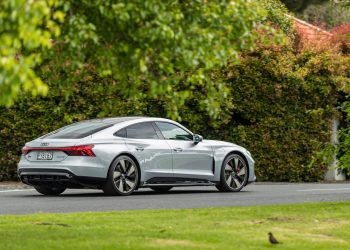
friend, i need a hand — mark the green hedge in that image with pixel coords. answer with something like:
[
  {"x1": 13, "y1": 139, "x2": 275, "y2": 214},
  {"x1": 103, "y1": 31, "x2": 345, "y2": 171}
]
[{"x1": 0, "y1": 45, "x2": 348, "y2": 181}]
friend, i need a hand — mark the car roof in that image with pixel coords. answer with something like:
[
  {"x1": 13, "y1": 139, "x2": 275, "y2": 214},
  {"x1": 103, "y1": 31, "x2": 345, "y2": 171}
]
[
  {"x1": 101, "y1": 116, "x2": 146, "y2": 124},
  {"x1": 84, "y1": 116, "x2": 174, "y2": 125}
]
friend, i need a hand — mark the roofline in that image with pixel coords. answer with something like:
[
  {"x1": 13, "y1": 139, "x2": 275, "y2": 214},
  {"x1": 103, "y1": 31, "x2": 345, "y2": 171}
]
[{"x1": 97, "y1": 117, "x2": 194, "y2": 136}]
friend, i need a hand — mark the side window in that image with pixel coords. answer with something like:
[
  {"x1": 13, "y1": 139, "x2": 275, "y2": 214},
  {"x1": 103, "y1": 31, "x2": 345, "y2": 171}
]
[
  {"x1": 114, "y1": 128, "x2": 126, "y2": 138},
  {"x1": 155, "y1": 122, "x2": 193, "y2": 141},
  {"x1": 125, "y1": 122, "x2": 159, "y2": 139}
]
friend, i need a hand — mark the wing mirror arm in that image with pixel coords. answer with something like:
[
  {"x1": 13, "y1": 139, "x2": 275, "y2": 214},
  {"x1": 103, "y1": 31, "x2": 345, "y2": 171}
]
[{"x1": 193, "y1": 134, "x2": 203, "y2": 144}]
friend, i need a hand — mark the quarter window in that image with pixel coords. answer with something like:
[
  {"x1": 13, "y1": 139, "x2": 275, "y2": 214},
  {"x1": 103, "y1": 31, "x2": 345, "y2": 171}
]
[
  {"x1": 114, "y1": 128, "x2": 126, "y2": 138},
  {"x1": 155, "y1": 122, "x2": 192, "y2": 141}
]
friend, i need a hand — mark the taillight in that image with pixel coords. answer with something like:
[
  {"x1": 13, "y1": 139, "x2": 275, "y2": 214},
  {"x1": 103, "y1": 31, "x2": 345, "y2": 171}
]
[
  {"x1": 21, "y1": 146, "x2": 30, "y2": 155},
  {"x1": 21, "y1": 145, "x2": 95, "y2": 157},
  {"x1": 64, "y1": 145, "x2": 95, "y2": 157}
]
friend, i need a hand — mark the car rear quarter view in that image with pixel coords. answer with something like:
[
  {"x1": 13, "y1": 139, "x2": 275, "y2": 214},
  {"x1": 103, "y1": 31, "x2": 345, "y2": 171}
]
[{"x1": 18, "y1": 117, "x2": 255, "y2": 196}]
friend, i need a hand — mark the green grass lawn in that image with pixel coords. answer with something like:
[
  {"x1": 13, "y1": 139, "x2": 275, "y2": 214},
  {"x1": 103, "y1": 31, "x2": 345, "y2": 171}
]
[{"x1": 1, "y1": 202, "x2": 350, "y2": 250}]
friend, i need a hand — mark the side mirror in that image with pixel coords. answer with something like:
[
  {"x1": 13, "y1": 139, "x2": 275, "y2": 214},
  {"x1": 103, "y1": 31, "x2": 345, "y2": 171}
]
[{"x1": 193, "y1": 134, "x2": 203, "y2": 144}]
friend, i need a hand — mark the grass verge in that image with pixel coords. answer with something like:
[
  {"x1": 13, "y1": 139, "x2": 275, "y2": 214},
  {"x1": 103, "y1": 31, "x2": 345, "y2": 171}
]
[{"x1": 1, "y1": 202, "x2": 350, "y2": 249}]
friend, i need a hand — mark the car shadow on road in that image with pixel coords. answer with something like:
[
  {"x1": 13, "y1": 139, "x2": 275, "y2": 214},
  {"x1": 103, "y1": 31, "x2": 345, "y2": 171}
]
[
  {"x1": 61, "y1": 189, "x2": 220, "y2": 197},
  {"x1": 15, "y1": 188, "x2": 251, "y2": 198}
]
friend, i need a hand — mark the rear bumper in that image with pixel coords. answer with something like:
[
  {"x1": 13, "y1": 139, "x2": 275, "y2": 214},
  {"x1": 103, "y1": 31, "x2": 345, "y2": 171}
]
[
  {"x1": 18, "y1": 168, "x2": 106, "y2": 188},
  {"x1": 17, "y1": 154, "x2": 109, "y2": 178}
]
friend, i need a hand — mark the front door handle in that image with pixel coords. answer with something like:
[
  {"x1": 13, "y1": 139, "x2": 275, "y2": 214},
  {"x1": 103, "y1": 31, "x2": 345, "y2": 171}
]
[
  {"x1": 136, "y1": 147, "x2": 144, "y2": 151},
  {"x1": 173, "y1": 148, "x2": 183, "y2": 152}
]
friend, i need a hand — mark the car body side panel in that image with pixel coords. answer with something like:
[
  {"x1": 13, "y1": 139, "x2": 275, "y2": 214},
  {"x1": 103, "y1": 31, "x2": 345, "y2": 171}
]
[
  {"x1": 123, "y1": 138, "x2": 173, "y2": 182},
  {"x1": 165, "y1": 140, "x2": 215, "y2": 180}
]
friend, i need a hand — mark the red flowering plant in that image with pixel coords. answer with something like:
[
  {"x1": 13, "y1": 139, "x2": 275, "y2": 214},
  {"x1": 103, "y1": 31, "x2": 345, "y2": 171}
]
[{"x1": 331, "y1": 23, "x2": 350, "y2": 54}]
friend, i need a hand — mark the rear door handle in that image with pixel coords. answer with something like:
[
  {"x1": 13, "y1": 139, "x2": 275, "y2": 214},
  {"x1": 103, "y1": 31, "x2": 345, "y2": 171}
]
[
  {"x1": 173, "y1": 148, "x2": 183, "y2": 152},
  {"x1": 136, "y1": 147, "x2": 144, "y2": 151}
]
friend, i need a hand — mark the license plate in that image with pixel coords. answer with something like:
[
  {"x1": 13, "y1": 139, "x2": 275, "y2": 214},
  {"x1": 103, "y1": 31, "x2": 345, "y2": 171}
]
[{"x1": 37, "y1": 152, "x2": 53, "y2": 160}]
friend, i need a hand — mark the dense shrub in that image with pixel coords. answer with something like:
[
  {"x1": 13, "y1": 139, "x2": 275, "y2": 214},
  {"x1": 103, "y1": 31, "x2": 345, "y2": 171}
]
[
  {"x1": 181, "y1": 46, "x2": 349, "y2": 181},
  {"x1": 0, "y1": 44, "x2": 348, "y2": 182}
]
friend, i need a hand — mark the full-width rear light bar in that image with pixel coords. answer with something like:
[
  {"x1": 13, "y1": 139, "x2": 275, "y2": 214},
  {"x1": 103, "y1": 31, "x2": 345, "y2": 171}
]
[{"x1": 21, "y1": 144, "x2": 95, "y2": 157}]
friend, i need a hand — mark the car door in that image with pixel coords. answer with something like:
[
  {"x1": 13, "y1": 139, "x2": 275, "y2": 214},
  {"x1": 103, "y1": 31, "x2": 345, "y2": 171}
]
[
  {"x1": 154, "y1": 121, "x2": 214, "y2": 180},
  {"x1": 117, "y1": 122, "x2": 173, "y2": 182}
]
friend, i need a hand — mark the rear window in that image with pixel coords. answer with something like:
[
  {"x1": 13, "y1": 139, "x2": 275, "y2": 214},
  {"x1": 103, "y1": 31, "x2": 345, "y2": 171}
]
[{"x1": 43, "y1": 122, "x2": 113, "y2": 139}]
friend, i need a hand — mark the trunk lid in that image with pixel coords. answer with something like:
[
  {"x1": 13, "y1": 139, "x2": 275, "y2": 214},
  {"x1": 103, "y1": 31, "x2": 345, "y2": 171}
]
[{"x1": 24, "y1": 138, "x2": 90, "y2": 162}]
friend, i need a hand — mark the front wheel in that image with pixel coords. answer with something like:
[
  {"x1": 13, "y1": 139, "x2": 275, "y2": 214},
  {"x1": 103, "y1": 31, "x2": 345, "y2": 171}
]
[
  {"x1": 216, "y1": 153, "x2": 248, "y2": 192},
  {"x1": 34, "y1": 186, "x2": 66, "y2": 196},
  {"x1": 103, "y1": 155, "x2": 139, "y2": 196}
]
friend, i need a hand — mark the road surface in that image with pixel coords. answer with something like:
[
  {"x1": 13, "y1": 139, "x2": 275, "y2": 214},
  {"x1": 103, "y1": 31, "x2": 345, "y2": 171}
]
[{"x1": 1, "y1": 183, "x2": 350, "y2": 214}]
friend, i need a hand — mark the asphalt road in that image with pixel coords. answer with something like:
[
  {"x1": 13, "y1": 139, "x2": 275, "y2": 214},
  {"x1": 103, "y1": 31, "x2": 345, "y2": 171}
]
[{"x1": 1, "y1": 183, "x2": 350, "y2": 215}]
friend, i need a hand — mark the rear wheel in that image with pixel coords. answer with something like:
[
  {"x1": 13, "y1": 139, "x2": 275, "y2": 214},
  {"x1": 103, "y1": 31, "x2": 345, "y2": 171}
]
[
  {"x1": 216, "y1": 153, "x2": 248, "y2": 192},
  {"x1": 103, "y1": 155, "x2": 139, "y2": 196},
  {"x1": 34, "y1": 186, "x2": 66, "y2": 196},
  {"x1": 150, "y1": 186, "x2": 173, "y2": 193}
]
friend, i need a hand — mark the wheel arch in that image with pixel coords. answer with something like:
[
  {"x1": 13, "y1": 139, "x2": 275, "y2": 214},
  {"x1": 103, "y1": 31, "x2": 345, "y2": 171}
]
[
  {"x1": 224, "y1": 150, "x2": 250, "y2": 185},
  {"x1": 107, "y1": 152, "x2": 142, "y2": 188}
]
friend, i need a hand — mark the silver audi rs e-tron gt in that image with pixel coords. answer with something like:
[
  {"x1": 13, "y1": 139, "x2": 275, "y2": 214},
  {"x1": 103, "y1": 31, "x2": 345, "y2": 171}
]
[{"x1": 18, "y1": 117, "x2": 255, "y2": 196}]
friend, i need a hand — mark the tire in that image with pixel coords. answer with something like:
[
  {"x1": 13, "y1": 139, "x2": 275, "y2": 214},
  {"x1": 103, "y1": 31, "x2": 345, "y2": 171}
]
[
  {"x1": 103, "y1": 155, "x2": 139, "y2": 196},
  {"x1": 34, "y1": 186, "x2": 66, "y2": 196},
  {"x1": 150, "y1": 186, "x2": 173, "y2": 193},
  {"x1": 216, "y1": 153, "x2": 249, "y2": 192}
]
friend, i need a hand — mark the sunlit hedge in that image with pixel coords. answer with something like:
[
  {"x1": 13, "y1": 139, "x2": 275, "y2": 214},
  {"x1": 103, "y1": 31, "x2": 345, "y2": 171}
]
[{"x1": 0, "y1": 44, "x2": 348, "y2": 181}]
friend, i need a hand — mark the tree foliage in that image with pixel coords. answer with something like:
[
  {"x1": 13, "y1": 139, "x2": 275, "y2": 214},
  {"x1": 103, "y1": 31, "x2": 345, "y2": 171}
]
[
  {"x1": 0, "y1": 0, "x2": 288, "y2": 119},
  {"x1": 0, "y1": 0, "x2": 63, "y2": 106},
  {"x1": 280, "y1": 0, "x2": 327, "y2": 12}
]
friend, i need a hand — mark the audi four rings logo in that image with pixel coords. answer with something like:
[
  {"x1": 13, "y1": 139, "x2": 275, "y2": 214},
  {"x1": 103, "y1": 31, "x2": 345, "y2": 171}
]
[{"x1": 40, "y1": 142, "x2": 49, "y2": 146}]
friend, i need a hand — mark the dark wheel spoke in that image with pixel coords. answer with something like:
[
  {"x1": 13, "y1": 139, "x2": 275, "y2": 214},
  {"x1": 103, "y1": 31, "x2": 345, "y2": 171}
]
[
  {"x1": 114, "y1": 176, "x2": 121, "y2": 183},
  {"x1": 235, "y1": 175, "x2": 243, "y2": 183},
  {"x1": 234, "y1": 158, "x2": 239, "y2": 171},
  {"x1": 228, "y1": 160, "x2": 233, "y2": 168},
  {"x1": 124, "y1": 161, "x2": 131, "y2": 173},
  {"x1": 231, "y1": 178, "x2": 237, "y2": 188},
  {"x1": 125, "y1": 175, "x2": 135, "y2": 181},
  {"x1": 119, "y1": 160, "x2": 126, "y2": 173}
]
